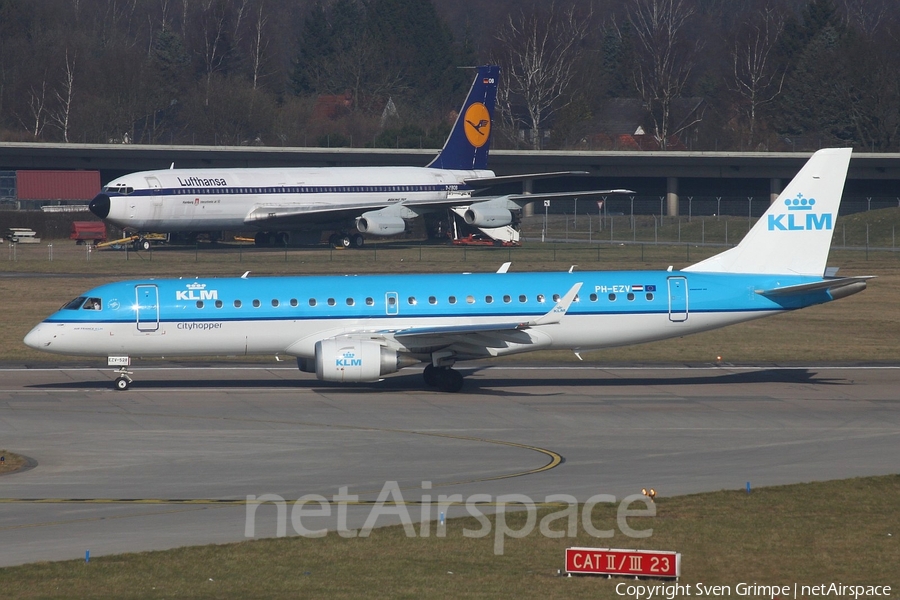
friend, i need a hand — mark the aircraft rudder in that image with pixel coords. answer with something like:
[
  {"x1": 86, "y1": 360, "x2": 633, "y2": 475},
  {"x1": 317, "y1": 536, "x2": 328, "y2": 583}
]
[{"x1": 427, "y1": 65, "x2": 499, "y2": 171}]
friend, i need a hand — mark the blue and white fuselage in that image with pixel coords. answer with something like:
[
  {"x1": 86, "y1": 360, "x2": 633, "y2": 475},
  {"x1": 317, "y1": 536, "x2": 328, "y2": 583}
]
[{"x1": 25, "y1": 149, "x2": 870, "y2": 391}]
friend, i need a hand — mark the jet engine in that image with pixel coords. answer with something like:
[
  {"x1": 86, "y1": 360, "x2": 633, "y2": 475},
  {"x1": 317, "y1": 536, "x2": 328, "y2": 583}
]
[
  {"x1": 356, "y1": 213, "x2": 406, "y2": 236},
  {"x1": 463, "y1": 205, "x2": 513, "y2": 227},
  {"x1": 297, "y1": 339, "x2": 417, "y2": 382}
]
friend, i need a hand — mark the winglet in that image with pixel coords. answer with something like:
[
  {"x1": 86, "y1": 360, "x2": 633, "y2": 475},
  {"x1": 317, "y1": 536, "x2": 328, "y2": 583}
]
[
  {"x1": 497, "y1": 262, "x2": 511, "y2": 273},
  {"x1": 529, "y1": 282, "x2": 583, "y2": 326},
  {"x1": 426, "y1": 65, "x2": 499, "y2": 170}
]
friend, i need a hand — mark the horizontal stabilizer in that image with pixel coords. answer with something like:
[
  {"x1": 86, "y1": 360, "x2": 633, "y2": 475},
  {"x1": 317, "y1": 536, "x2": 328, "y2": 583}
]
[
  {"x1": 464, "y1": 171, "x2": 589, "y2": 186},
  {"x1": 755, "y1": 276, "x2": 873, "y2": 298}
]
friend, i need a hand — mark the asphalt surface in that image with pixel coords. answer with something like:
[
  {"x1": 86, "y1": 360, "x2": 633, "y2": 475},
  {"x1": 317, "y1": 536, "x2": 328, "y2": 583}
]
[{"x1": 1, "y1": 363, "x2": 898, "y2": 567}]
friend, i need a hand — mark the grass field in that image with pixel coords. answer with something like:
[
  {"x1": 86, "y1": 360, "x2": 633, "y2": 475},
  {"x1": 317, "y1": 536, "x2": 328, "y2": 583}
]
[{"x1": 0, "y1": 476, "x2": 897, "y2": 598}]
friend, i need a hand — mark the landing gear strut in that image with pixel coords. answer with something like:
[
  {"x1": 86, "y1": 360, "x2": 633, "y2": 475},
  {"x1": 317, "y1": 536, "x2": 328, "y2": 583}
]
[
  {"x1": 423, "y1": 364, "x2": 463, "y2": 392},
  {"x1": 113, "y1": 367, "x2": 133, "y2": 391}
]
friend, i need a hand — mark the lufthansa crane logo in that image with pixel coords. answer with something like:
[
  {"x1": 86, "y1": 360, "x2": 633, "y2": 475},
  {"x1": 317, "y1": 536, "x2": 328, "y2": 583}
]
[{"x1": 464, "y1": 103, "x2": 491, "y2": 148}]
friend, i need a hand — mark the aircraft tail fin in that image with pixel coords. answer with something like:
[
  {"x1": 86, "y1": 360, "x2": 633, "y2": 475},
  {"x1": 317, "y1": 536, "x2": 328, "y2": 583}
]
[
  {"x1": 684, "y1": 148, "x2": 852, "y2": 276},
  {"x1": 426, "y1": 65, "x2": 499, "y2": 171}
]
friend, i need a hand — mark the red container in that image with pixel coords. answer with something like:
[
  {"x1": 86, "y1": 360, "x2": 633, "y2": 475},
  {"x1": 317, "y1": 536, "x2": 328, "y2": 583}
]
[{"x1": 16, "y1": 170, "x2": 101, "y2": 200}]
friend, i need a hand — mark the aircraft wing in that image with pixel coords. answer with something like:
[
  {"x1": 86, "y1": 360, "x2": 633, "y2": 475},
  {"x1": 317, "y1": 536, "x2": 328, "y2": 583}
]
[
  {"x1": 243, "y1": 202, "x2": 396, "y2": 227},
  {"x1": 243, "y1": 190, "x2": 633, "y2": 229},
  {"x1": 386, "y1": 282, "x2": 583, "y2": 338}
]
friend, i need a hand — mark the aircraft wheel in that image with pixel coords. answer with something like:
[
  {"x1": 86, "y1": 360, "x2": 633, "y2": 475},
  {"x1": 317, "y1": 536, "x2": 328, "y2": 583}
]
[
  {"x1": 339, "y1": 235, "x2": 352, "y2": 248},
  {"x1": 114, "y1": 376, "x2": 130, "y2": 391},
  {"x1": 351, "y1": 233, "x2": 365, "y2": 248},
  {"x1": 423, "y1": 364, "x2": 439, "y2": 387},
  {"x1": 435, "y1": 368, "x2": 463, "y2": 393},
  {"x1": 140, "y1": 239, "x2": 152, "y2": 251}
]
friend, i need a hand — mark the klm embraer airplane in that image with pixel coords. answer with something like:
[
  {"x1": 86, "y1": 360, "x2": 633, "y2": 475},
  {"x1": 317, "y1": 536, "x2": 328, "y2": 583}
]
[
  {"x1": 26, "y1": 148, "x2": 869, "y2": 392},
  {"x1": 88, "y1": 65, "x2": 627, "y2": 249}
]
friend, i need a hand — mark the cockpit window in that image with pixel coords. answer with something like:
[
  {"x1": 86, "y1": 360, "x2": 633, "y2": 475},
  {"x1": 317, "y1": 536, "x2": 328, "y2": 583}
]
[
  {"x1": 82, "y1": 297, "x2": 102, "y2": 310},
  {"x1": 102, "y1": 184, "x2": 134, "y2": 195},
  {"x1": 62, "y1": 296, "x2": 87, "y2": 310}
]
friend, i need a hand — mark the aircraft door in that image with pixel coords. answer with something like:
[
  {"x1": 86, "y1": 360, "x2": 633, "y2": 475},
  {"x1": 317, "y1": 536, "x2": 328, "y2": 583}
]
[
  {"x1": 667, "y1": 276, "x2": 688, "y2": 322},
  {"x1": 385, "y1": 292, "x2": 399, "y2": 315},
  {"x1": 135, "y1": 284, "x2": 160, "y2": 332}
]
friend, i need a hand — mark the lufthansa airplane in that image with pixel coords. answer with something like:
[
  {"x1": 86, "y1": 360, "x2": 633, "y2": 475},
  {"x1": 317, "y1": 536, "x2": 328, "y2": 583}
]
[
  {"x1": 88, "y1": 65, "x2": 627, "y2": 249},
  {"x1": 26, "y1": 148, "x2": 868, "y2": 392}
]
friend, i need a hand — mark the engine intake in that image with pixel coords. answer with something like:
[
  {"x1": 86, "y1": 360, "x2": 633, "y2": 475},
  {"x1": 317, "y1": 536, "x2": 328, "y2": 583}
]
[
  {"x1": 356, "y1": 213, "x2": 406, "y2": 236},
  {"x1": 463, "y1": 205, "x2": 513, "y2": 227}
]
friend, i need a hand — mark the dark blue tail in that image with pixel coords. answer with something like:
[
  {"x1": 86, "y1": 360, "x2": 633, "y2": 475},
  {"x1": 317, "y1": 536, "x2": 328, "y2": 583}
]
[{"x1": 427, "y1": 65, "x2": 499, "y2": 171}]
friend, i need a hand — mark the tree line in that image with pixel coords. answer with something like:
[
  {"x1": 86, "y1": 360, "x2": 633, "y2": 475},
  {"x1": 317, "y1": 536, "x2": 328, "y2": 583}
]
[{"x1": 0, "y1": 0, "x2": 897, "y2": 152}]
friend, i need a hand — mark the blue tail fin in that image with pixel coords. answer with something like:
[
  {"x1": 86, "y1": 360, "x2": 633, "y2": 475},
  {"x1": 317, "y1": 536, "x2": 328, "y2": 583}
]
[{"x1": 426, "y1": 65, "x2": 499, "y2": 171}]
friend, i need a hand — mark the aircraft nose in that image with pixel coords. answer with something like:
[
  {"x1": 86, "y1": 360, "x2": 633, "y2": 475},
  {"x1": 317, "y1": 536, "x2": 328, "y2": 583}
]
[
  {"x1": 89, "y1": 193, "x2": 111, "y2": 219},
  {"x1": 23, "y1": 324, "x2": 51, "y2": 350}
]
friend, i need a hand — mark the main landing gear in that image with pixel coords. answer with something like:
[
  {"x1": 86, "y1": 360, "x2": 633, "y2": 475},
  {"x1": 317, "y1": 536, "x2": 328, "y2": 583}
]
[
  {"x1": 113, "y1": 367, "x2": 133, "y2": 391},
  {"x1": 423, "y1": 363, "x2": 464, "y2": 392},
  {"x1": 328, "y1": 232, "x2": 365, "y2": 249}
]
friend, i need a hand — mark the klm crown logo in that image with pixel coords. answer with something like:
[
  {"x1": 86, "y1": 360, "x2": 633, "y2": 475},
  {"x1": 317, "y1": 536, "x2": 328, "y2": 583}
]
[
  {"x1": 176, "y1": 281, "x2": 218, "y2": 301},
  {"x1": 767, "y1": 193, "x2": 832, "y2": 231},
  {"x1": 336, "y1": 351, "x2": 362, "y2": 368}
]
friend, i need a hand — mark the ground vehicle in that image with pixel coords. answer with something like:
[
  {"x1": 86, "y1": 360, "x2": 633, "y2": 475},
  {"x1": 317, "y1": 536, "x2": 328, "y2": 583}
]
[
  {"x1": 5, "y1": 228, "x2": 40, "y2": 243},
  {"x1": 70, "y1": 221, "x2": 107, "y2": 245}
]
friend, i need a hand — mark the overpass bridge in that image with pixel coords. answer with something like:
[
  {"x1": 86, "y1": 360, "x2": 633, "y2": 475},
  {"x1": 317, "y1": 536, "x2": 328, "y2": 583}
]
[{"x1": 1, "y1": 143, "x2": 898, "y2": 216}]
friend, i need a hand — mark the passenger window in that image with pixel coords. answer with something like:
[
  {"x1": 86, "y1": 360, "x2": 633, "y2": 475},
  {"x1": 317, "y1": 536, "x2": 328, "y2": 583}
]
[
  {"x1": 503, "y1": 295, "x2": 511, "y2": 303},
  {"x1": 234, "y1": 299, "x2": 242, "y2": 308},
  {"x1": 448, "y1": 296, "x2": 457, "y2": 304},
  {"x1": 466, "y1": 295, "x2": 475, "y2": 304},
  {"x1": 328, "y1": 298, "x2": 336, "y2": 306},
  {"x1": 429, "y1": 296, "x2": 437, "y2": 305},
  {"x1": 537, "y1": 294, "x2": 545, "y2": 303},
  {"x1": 290, "y1": 299, "x2": 298, "y2": 307},
  {"x1": 553, "y1": 294, "x2": 560, "y2": 302},
  {"x1": 366, "y1": 297, "x2": 374, "y2": 306},
  {"x1": 627, "y1": 293, "x2": 635, "y2": 301},
  {"x1": 196, "y1": 301, "x2": 203, "y2": 309},
  {"x1": 408, "y1": 297, "x2": 417, "y2": 305},
  {"x1": 485, "y1": 295, "x2": 493, "y2": 304},
  {"x1": 347, "y1": 298, "x2": 355, "y2": 306},
  {"x1": 608, "y1": 293, "x2": 616, "y2": 301},
  {"x1": 589, "y1": 293, "x2": 598, "y2": 302},
  {"x1": 519, "y1": 295, "x2": 527, "y2": 303},
  {"x1": 646, "y1": 293, "x2": 654, "y2": 301},
  {"x1": 215, "y1": 300, "x2": 223, "y2": 308},
  {"x1": 309, "y1": 299, "x2": 317, "y2": 307},
  {"x1": 272, "y1": 299, "x2": 279, "y2": 307},
  {"x1": 252, "y1": 299, "x2": 261, "y2": 307}
]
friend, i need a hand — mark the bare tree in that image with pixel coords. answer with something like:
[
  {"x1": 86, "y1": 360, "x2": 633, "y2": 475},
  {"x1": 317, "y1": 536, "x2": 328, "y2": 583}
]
[
  {"x1": 494, "y1": 1, "x2": 592, "y2": 150},
  {"x1": 841, "y1": 0, "x2": 889, "y2": 37},
  {"x1": 249, "y1": 2, "x2": 269, "y2": 91},
  {"x1": 20, "y1": 78, "x2": 50, "y2": 139},
  {"x1": 729, "y1": 7, "x2": 784, "y2": 148},
  {"x1": 50, "y1": 50, "x2": 77, "y2": 142},
  {"x1": 625, "y1": 0, "x2": 699, "y2": 150}
]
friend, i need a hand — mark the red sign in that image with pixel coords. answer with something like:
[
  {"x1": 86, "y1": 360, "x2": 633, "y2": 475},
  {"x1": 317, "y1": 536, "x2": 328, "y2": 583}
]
[{"x1": 565, "y1": 547, "x2": 680, "y2": 578}]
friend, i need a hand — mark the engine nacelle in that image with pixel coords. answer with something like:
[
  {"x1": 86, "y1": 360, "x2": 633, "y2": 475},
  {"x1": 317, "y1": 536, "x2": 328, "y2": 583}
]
[
  {"x1": 356, "y1": 213, "x2": 406, "y2": 236},
  {"x1": 463, "y1": 205, "x2": 513, "y2": 227},
  {"x1": 306, "y1": 339, "x2": 410, "y2": 382}
]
